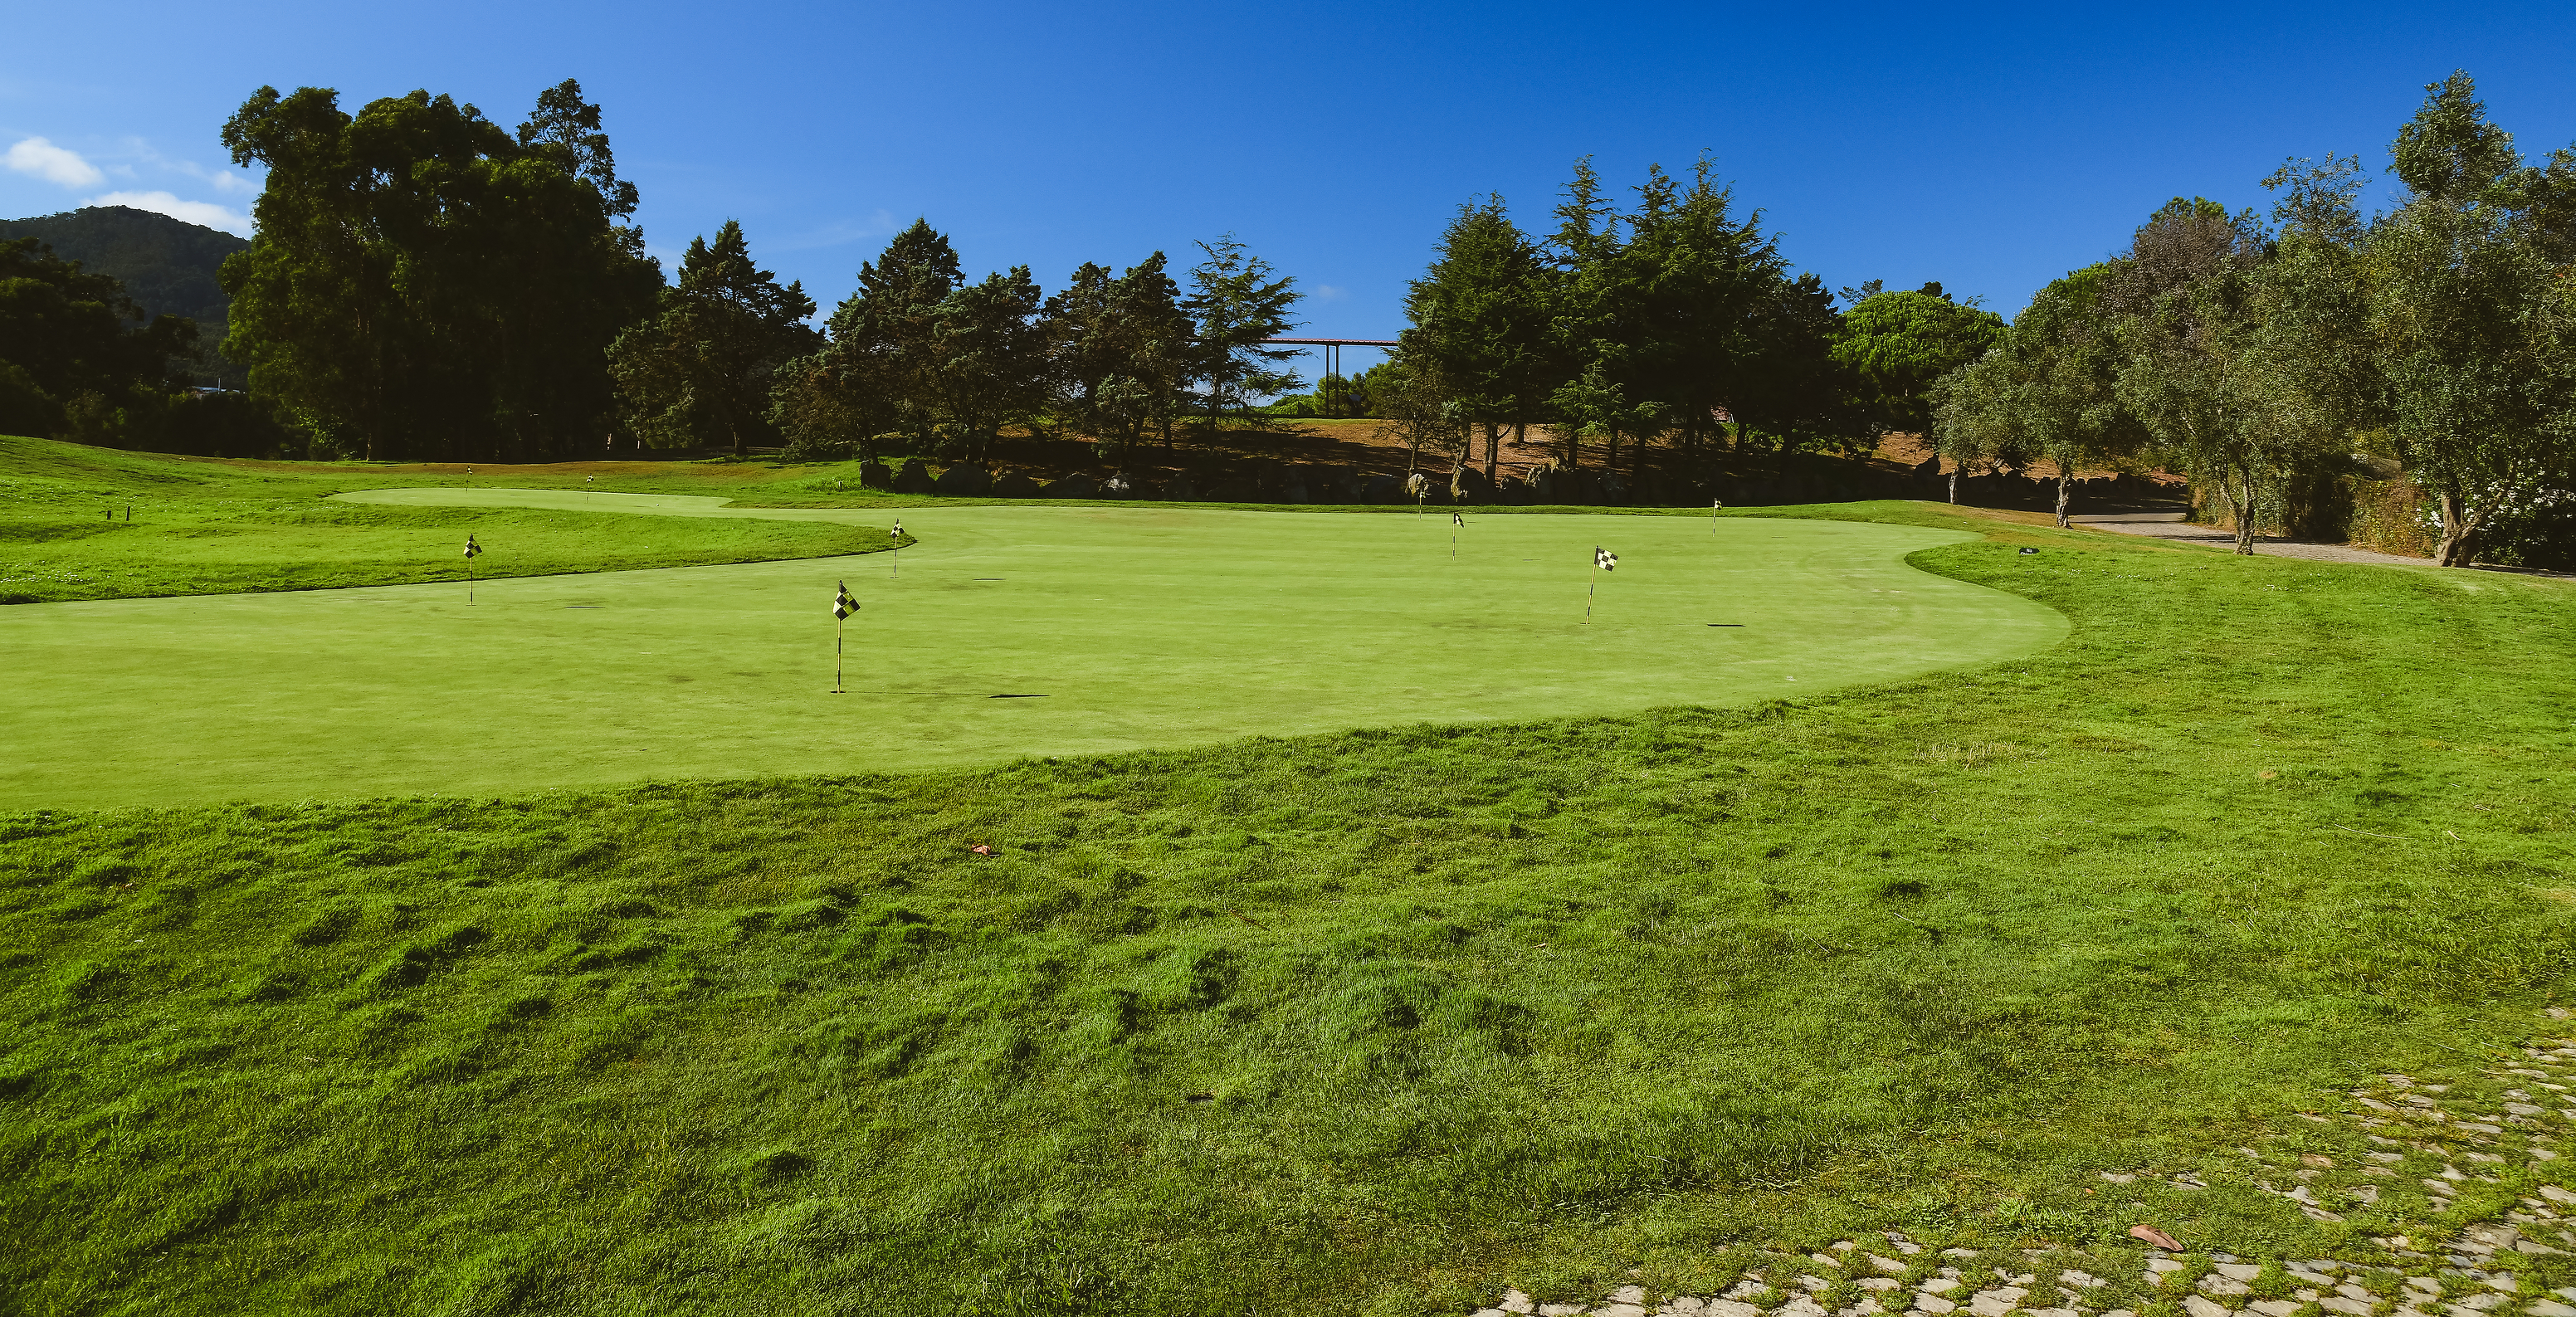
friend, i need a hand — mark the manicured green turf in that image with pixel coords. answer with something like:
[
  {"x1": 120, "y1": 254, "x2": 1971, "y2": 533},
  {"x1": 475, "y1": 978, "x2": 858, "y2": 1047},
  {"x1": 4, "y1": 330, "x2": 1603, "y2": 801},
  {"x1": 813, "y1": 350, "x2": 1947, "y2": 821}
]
[
  {"x1": 0, "y1": 436, "x2": 900, "y2": 603},
  {"x1": 5, "y1": 508, "x2": 2572, "y2": 1315},
  {"x1": 0, "y1": 492, "x2": 2061, "y2": 811}
]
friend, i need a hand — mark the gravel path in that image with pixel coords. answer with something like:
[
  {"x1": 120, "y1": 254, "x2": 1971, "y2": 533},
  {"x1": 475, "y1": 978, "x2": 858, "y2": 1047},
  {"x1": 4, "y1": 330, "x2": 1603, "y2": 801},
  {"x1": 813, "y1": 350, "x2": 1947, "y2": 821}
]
[
  {"x1": 1458, "y1": 1014, "x2": 2576, "y2": 1317},
  {"x1": 2067, "y1": 515, "x2": 2443, "y2": 568}
]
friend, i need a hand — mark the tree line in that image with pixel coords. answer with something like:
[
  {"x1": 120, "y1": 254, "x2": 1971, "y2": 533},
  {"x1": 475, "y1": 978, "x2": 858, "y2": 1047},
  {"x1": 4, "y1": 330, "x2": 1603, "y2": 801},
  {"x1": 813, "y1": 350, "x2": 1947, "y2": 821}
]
[
  {"x1": 1935, "y1": 72, "x2": 2576, "y2": 567},
  {"x1": 7, "y1": 76, "x2": 2013, "y2": 480},
  {"x1": 188, "y1": 79, "x2": 1309, "y2": 466},
  {"x1": 1390, "y1": 159, "x2": 2005, "y2": 490}
]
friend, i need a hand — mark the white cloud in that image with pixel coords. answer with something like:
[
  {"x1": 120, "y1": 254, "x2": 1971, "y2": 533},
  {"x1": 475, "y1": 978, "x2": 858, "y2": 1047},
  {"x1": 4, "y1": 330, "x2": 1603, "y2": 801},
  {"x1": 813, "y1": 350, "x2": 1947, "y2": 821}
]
[
  {"x1": 1315, "y1": 284, "x2": 1350, "y2": 302},
  {"x1": 6, "y1": 136, "x2": 105, "y2": 188},
  {"x1": 83, "y1": 190, "x2": 252, "y2": 236},
  {"x1": 122, "y1": 139, "x2": 256, "y2": 193}
]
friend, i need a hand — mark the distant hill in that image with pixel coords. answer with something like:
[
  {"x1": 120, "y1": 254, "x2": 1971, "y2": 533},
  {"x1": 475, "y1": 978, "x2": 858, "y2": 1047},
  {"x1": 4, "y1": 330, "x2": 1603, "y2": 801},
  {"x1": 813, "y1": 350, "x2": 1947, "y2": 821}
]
[{"x1": 0, "y1": 206, "x2": 251, "y2": 388}]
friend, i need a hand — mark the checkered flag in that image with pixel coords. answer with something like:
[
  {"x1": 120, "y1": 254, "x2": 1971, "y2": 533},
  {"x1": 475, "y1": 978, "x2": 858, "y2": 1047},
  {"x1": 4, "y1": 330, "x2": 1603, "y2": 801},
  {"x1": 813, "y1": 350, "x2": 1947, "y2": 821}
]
[
  {"x1": 1595, "y1": 546, "x2": 1617, "y2": 572},
  {"x1": 1451, "y1": 510, "x2": 1464, "y2": 528},
  {"x1": 462, "y1": 535, "x2": 481, "y2": 560},
  {"x1": 832, "y1": 582, "x2": 858, "y2": 620}
]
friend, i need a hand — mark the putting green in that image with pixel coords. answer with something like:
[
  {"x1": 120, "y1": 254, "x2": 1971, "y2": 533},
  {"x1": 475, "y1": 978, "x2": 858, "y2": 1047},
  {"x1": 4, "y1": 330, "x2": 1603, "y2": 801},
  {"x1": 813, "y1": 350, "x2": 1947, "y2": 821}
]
[{"x1": 0, "y1": 494, "x2": 2065, "y2": 810}]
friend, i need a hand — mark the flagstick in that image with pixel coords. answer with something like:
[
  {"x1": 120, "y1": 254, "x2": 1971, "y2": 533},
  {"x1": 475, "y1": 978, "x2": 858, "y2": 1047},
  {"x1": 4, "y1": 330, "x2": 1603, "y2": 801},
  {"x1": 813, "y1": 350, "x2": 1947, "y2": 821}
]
[
  {"x1": 1585, "y1": 558, "x2": 1597, "y2": 624},
  {"x1": 836, "y1": 617, "x2": 845, "y2": 692}
]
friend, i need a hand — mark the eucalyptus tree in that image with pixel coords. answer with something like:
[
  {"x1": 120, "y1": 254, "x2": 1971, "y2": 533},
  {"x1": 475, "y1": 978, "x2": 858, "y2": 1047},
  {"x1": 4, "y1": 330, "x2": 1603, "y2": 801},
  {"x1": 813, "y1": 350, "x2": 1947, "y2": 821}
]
[
  {"x1": 1183, "y1": 234, "x2": 1302, "y2": 437},
  {"x1": 219, "y1": 80, "x2": 659, "y2": 461},
  {"x1": 1970, "y1": 267, "x2": 2141, "y2": 526},
  {"x1": 1401, "y1": 194, "x2": 1553, "y2": 481},
  {"x1": 2107, "y1": 198, "x2": 2317, "y2": 553},
  {"x1": 2355, "y1": 73, "x2": 2576, "y2": 565},
  {"x1": 1928, "y1": 352, "x2": 2023, "y2": 505},
  {"x1": 607, "y1": 221, "x2": 818, "y2": 456}
]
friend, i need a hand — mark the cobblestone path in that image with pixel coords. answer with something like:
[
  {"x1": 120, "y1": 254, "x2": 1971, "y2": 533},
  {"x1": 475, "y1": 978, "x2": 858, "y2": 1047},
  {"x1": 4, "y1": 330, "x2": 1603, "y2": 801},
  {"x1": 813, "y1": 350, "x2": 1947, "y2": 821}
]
[{"x1": 1461, "y1": 1017, "x2": 2576, "y2": 1317}]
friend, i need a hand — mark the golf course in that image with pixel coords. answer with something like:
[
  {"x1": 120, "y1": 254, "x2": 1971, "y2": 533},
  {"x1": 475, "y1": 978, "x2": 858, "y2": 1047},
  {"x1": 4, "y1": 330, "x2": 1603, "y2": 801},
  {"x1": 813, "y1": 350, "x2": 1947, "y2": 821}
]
[
  {"x1": 3, "y1": 485, "x2": 2061, "y2": 810},
  {"x1": 7, "y1": 437, "x2": 2576, "y2": 1316}
]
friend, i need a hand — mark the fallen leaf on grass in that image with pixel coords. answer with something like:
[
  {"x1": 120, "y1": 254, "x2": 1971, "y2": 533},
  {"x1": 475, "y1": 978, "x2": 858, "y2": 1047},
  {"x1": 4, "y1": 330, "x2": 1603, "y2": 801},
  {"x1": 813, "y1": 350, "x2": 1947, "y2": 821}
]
[
  {"x1": 2129, "y1": 1224, "x2": 2182, "y2": 1250},
  {"x1": 967, "y1": 844, "x2": 993, "y2": 856}
]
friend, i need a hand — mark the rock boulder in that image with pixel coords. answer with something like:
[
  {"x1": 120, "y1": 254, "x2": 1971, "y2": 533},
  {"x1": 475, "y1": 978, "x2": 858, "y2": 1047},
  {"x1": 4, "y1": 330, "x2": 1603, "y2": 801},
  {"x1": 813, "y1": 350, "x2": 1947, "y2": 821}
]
[{"x1": 933, "y1": 464, "x2": 991, "y2": 495}]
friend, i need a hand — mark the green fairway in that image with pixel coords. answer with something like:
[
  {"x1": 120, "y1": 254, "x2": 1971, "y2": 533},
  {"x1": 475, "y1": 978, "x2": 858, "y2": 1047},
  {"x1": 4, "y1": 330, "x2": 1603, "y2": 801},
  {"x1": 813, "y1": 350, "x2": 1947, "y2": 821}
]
[
  {"x1": 7, "y1": 511, "x2": 2573, "y2": 1316},
  {"x1": 0, "y1": 437, "x2": 902, "y2": 604},
  {"x1": 0, "y1": 492, "x2": 2060, "y2": 810}
]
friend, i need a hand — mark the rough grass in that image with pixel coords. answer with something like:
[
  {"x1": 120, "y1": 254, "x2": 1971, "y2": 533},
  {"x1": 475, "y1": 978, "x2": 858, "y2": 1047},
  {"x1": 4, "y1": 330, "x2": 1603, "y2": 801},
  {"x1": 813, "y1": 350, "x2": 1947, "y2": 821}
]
[
  {"x1": 4, "y1": 515, "x2": 2573, "y2": 1314},
  {"x1": 0, "y1": 437, "x2": 899, "y2": 602}
]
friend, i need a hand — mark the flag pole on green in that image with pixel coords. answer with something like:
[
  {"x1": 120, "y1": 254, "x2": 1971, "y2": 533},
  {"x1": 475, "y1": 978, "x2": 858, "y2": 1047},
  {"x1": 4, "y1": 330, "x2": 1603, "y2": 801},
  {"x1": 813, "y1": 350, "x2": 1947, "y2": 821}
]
[
  {"x1": 462, "y1": 534, "x2": 483, "y2": 604},
  {"x1": 1451, "y1": 509, "x2": 1464, "y2": 558},
  {"x1": 831, "y1": 581, "x2": 859, "y2": 692},
  {"x1": 1587, "y1": 546, "x2": 1616, "y2": 622},
  {"x1": 890, "y1": 519, "x2": 904, "y2": 578}
]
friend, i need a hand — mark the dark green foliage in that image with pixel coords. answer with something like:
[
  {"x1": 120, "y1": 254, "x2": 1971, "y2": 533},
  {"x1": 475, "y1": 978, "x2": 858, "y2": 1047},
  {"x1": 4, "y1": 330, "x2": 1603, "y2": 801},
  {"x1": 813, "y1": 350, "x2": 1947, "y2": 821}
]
[
  {"x1": 1403, "y1": 194, "x2": 1552, "y2": 473},
  {"x1": 1183, "y1": 232, "x2": 1304, "y2": 431},
  {"x1": 4, "y1": 513, "x2": 2574, "y2": 1312},
  {"x1": 0, "y1": 205, "x2": 250, "y2": 388},
  {"x1": 218, "y1": 80, "x2": 664, "y2": 461},
  {"x1": 1037, "y1": 252, "x2": 1193, "y2": 463},
  {"x1": 1833, "y1": 286, "x2": 2004, "y2": 442},
  {"x1": 0, "y1": 234, "x2": 198, "y2": 432},
  {"x1": 607, "y1": 220, "x2": 818, "y2": 457}
]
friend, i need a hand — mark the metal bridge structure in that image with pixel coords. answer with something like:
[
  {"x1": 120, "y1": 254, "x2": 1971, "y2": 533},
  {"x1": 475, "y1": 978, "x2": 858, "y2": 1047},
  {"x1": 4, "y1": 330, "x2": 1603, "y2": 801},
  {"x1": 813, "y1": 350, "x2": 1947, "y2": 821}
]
[{"x1": 1261, "y1": 337, "x2": 1400, "y2": 417}]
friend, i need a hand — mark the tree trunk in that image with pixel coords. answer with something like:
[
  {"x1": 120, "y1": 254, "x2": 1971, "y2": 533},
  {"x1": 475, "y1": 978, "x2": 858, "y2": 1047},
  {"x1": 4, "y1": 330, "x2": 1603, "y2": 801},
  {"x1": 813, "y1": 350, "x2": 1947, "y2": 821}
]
[
  {"x1": 1496, "y1": 422, "x2": 1514, "y2": 484},
  {"x1": 2434, "y1": 488, "x2": 2480, "y2": 566},
  {"x1": 2232, "y1": 471, "x2": 2257, "y2": 555},
  {"x1": 1946, "y1": 466, "x2": 1958, "y2": 505},
  {"x1": 2055, "y1": 466, "x2": 2072, "y2": 529}
]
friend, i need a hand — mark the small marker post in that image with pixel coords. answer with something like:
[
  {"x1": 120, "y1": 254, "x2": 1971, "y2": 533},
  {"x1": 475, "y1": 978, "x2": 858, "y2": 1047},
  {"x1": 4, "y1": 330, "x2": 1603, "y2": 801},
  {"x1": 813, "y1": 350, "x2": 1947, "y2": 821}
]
[
  {"x1": 831, "y1": 581, "x2": 858, "y2": 691},
  {"x1": 1586, "y1": 545, "x2": 1617, "y2": 622},
  {"x1": 890, "y1": 519, "x2": 903, "y2": 578},
  {"x1": 462, "y1": 534, "x2": 483, "y2": 604},
  {"x1": 1451, "y1": 508, "x2": 1464, "y2": 558},
  {"x1": 1712, "y1": 497, "x2": 1724, "y2": 534}
]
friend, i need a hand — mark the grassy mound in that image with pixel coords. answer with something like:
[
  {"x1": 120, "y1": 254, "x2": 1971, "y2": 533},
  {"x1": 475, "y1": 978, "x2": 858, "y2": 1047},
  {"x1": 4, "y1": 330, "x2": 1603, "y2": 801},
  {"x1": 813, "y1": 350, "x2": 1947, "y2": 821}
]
[
  {"x1": 0, "y1": 437, "x2": 899, "y2": 602},
  {"x1": 4, "y1": 515, "x2": 2571, "y2": 1313}
]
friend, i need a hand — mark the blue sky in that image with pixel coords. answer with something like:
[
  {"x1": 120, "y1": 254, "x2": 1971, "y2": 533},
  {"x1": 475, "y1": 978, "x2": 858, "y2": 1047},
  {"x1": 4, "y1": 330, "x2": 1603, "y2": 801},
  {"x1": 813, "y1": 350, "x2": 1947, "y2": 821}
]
[{"x1": 7, "y1": 1, "x2": 2576, "y2": 349}]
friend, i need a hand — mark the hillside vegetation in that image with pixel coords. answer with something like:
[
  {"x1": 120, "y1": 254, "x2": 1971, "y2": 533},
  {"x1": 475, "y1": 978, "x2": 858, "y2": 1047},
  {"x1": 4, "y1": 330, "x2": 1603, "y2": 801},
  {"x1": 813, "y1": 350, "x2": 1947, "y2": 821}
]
[{"x1": 0, "y1": 206, "x2": 249, "y2": 388}]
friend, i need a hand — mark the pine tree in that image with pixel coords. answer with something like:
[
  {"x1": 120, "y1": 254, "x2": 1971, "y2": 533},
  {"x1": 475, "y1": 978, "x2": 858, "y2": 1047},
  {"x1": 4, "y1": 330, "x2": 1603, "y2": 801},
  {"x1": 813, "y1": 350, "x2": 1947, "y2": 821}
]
[
  {"x1": 1183, "y1": 234, "x2": 1302, "y2": 440},
  {"x1": 607, "y1": 221, "x2": 818, "y2": 456},
  {"x1": 827, "y1": 220, "x2": 964, "y2": 451},
  {"x1": 1401, "y1": 194, "x2": 1552, "y2": 482}
]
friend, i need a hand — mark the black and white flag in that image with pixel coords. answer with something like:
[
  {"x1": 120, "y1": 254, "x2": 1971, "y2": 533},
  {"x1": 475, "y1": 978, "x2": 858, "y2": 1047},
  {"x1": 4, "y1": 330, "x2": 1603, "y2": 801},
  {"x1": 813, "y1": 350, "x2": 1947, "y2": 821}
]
[
  {"x1": 1451, "y1": 510, "x2": 1464, "y2": 528},
  {"x1": 1595, "y1": 546, "x2": 1617, "y2": 572},
  {"x1": 832, "y1": 582, "x2": 858, "y2": 620},
  {"x1": 463, "y1": 535, "x2": 482, "y2": 560}
]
